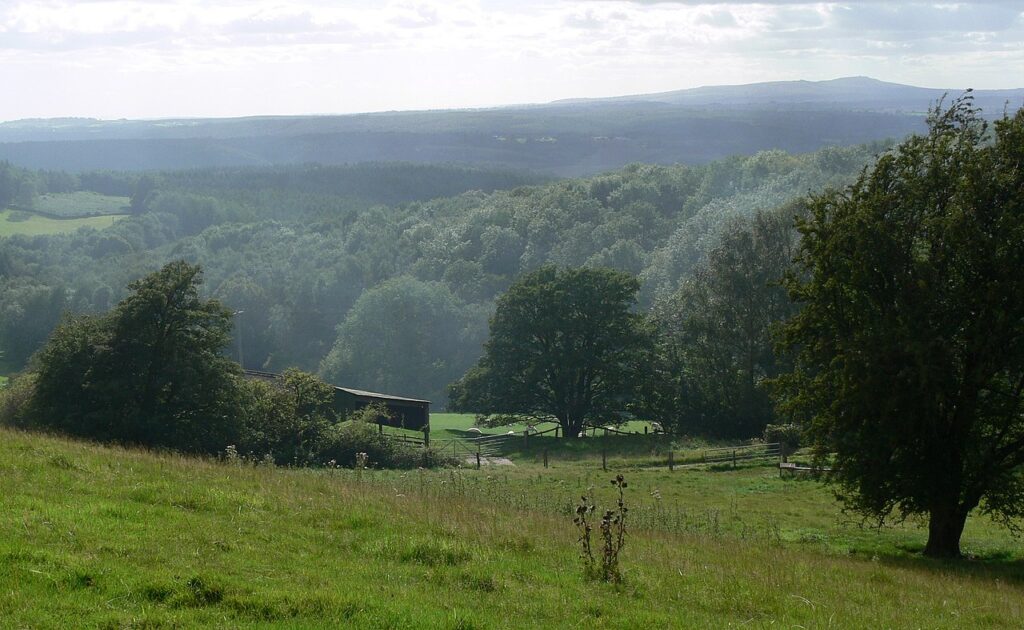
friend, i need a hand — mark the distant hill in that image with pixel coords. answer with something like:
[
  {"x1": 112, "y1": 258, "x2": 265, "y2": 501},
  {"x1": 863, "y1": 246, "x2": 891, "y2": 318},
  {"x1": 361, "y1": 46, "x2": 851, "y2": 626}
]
[
  {"x1": 554, "y1": 76, "x2": 1024, "y2": 113},
  {"x1": 1, "y1": 77, "x2": 1020, "y2": 176}
]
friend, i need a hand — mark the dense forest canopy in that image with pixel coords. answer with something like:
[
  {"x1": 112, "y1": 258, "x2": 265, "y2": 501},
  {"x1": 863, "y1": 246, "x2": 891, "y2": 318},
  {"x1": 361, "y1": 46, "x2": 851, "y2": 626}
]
[{"x1": 1, "y1": 141, "x2": 886, "y2": 423}]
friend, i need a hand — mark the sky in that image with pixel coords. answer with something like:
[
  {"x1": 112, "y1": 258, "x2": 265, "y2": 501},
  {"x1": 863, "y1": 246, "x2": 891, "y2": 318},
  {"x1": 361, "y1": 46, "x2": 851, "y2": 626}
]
[{"x1": 1, "y1": 0, "x2": 1022, "y2": 121}]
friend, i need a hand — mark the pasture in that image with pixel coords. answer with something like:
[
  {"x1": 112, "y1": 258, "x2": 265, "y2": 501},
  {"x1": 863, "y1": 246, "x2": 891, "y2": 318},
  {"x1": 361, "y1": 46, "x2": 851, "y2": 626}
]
[
  {"x1": 33, "y1": 191, "x2": 130, "y2": 218},
  {"x1": 2, "y1": 426, "x2": 1023, "y2": 628},
  {"x1": 0, "y1": 209, "x2": 121, "y2": 237}
]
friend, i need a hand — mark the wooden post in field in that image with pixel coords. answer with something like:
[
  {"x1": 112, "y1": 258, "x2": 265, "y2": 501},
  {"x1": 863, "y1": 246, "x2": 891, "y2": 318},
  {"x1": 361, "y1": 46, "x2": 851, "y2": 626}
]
[
  {"x1": 523, "y1": 430, "x2": 529, "y2": 449},
  {"x1": 476, "y1": 447, "x2": 481, "y2": 470},
  {"x1": 554, "y1": 426, "x2": 559, "y2": 438},
  {"x1": 378, "y1": 422, "x2": 383, "y2": 434},
  {"x1": 423, "y1": 425, "x2": 430, "y2": 448},
  {"x1": 644, "y1": 426, "x2": 648, "y2": 435},
  {"x1": 732, "y1": 450, "x2": 737, "y2": 468},
  {"x1": 668, "y1": 450, "x2": 674, "y2": 472},
  {"x1": 602, "y1": 445, "x2": 607, "y2": 471},
  {"x1": 543, "y1": 448, "x2": 549, "y2": 468}
]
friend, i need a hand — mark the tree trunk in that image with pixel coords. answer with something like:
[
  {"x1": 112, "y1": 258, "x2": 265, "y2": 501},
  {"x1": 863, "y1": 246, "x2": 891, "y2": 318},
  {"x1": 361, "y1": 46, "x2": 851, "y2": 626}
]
[
  {"x1": 561, "y1": 417, "x2": 585, "y2": 439},
  {"x1": 923, "y1": 506, "x2": 969, "y2": 558}
]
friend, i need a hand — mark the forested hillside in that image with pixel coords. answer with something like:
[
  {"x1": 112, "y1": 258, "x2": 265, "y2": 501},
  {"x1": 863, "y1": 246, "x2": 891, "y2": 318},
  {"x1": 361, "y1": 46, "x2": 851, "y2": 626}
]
[
  {"x1": 0, "y1": 142, "x2": 886, "y2": 415},
  {"x1": 3, "y1": 79, "x2": 1019, "y2": 177}
]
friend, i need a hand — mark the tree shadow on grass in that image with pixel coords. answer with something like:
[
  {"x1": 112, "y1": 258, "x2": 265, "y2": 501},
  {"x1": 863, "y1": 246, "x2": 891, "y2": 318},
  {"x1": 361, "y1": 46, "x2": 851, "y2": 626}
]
[{"x1": 874, "y1": 546, "x2": 1024, "y2": 585}]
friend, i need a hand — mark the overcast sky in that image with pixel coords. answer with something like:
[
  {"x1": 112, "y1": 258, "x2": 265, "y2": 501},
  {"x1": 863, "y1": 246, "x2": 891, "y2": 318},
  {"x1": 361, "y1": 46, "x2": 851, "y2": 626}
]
[{"x1": 1, "y1": 1, "x2": 1022, "y2": 121}]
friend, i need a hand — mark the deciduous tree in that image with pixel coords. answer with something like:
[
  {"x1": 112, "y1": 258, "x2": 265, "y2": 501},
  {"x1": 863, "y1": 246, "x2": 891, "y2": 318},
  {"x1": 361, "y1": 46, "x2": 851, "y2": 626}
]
[
  {"x1": 28, "y1": 260, "x2": 244, "y2": 453},
  {"x1": 775, "y1": 98, "x2": 1024, "y2": 558},
  {"x1": 449, "y1": 266, "x2": 649, "y2": 438}
]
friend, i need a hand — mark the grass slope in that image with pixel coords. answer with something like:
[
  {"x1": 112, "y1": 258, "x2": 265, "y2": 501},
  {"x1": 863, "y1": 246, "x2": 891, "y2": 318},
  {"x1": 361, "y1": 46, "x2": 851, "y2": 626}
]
[
  {"x1": 0, "y1": 209, "x2": 121, "y2": 237},
  {"x1": 2, "y1": 428, "x2": 1022, "y2": 628}
]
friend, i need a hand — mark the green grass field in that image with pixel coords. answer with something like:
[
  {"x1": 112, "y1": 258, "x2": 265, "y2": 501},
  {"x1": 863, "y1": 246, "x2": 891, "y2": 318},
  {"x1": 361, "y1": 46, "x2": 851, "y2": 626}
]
[
  {"x1": 0, "y1": 209, "x2": 121, "y2": 237},
  {"x1": 2, "y1": 426, "x2": 1023, "y2": 628},
  {"x1": 33, "y1": 191, "x2": 130, "y2": 218}
]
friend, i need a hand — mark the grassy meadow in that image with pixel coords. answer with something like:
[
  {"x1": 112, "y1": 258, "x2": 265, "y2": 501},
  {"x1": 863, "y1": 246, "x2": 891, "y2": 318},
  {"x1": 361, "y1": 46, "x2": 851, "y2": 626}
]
[
  {"x1": 2, "y1": 425, "x2": 1023, "y2": 628},
  {"x1": 33, "y1": 192, "x2": 130, "y2": 218},
  {"x1": 0, "y1": 209, "x2": 121, "y2": 237}
]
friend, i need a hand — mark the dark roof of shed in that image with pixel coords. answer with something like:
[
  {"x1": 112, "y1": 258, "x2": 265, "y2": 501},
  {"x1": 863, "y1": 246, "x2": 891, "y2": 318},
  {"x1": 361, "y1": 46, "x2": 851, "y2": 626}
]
[
  {"x1": 335, "y1": 386, "x2": 430, "y2": 405},
  {"x1": 242, "y1": 370, "x2": 430, "y2": 405}
]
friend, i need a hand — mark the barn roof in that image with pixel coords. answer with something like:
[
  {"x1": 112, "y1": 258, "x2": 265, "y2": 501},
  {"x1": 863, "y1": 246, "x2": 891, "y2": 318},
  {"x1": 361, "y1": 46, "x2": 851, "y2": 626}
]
[{"x1": 335, "y1": 386, "x2": 430, "y2": 405}]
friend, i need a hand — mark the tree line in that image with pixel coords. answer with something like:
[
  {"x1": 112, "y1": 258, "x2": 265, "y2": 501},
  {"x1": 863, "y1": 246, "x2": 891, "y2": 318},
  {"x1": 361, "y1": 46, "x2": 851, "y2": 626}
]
[{"x1": 0, "y1": 143, "x2": 885, "y2": 418}]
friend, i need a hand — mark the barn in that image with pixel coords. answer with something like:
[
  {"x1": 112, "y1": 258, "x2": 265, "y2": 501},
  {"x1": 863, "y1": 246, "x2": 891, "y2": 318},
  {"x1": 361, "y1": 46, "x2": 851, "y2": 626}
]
[{"x1": 243, "y1": 370, "x2": 430, "y2": 432}]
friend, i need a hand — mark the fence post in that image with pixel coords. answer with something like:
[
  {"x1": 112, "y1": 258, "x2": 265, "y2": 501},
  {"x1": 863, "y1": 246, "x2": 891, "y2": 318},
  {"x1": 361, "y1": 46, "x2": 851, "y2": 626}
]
[
  {"x1": 476, "y1": 448, "x2": 481, "y2": 470},
  {"x1": 543, "y1": 448, "x2": 548, "y2": 469},
  {"x1": 423, "y1": 425, "x2": 430, "y2": 448},
  {"x1": 523, "y1": 430, "x2": 529, "y2": 448},
  {"x1": 554, "y1": 426, "x2": 559, "y2": 439},
  {"x1": 732, "y1": 450, "x2": 737, "y2": 468},
  {"x1": 602, "y1": 445, "x2": 607, "y2": 471},
  {"x1": 668, "y1": 450, "x2": 674, "y2": 472}
]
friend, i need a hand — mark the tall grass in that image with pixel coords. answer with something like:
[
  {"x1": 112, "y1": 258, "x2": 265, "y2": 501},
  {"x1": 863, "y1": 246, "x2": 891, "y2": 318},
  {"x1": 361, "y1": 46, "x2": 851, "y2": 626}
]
[{"x1": 1, "y1": 427, "x2": 1022, "y2": 627}]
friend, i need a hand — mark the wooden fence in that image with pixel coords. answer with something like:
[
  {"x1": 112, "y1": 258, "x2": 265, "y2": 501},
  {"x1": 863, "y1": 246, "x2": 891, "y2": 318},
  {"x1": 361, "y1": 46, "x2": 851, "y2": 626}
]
[{"x1": 381, "y1": 425, "x2": 784, "y2": 471}]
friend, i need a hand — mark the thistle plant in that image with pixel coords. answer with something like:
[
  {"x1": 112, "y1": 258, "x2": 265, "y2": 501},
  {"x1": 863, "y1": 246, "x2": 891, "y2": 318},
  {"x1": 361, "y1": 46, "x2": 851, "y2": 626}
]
[
  {"x1": 573, "y1": 490, "x2": 596, "y2": 574},
  {"x1": 573, "y1": 475, "x2": 628, "y2": 582}
]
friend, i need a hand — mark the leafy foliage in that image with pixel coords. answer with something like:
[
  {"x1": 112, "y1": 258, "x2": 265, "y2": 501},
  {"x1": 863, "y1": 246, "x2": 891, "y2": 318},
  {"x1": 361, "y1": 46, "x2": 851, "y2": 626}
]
[
  {"x1": 320, "y1": 277, "x2": 487, "y2": 405},
  {"x1": 238, "y1": 368, "x2": 337, "y2": 465},
  {"x1": 24, "y1": 261, "x2": 245, "y2": 452},
  {"x1": 775, "y1": 98, "x2": 1024, "y2": 557},
  {"x1": 641, "y1": 205, "x2": 801, "y2": 437},
  {"x1": 1, "y1": 145, "x2": 880, "y2": 411},
  {"x1": 450, "y1": 266, "x2": 650, "y2": 438}
]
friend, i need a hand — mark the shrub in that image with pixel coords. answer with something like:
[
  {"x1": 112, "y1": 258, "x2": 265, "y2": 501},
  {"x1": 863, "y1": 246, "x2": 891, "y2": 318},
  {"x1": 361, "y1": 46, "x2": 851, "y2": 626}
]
[
  {"x1": 763, "y1": 423, "x2": 802, "y2": 450},
  {"x1": 0, "y1": 373, "x2": 35, "y2": 428},
  {"x1": 237, "y1": 369, "x2": 336, "y2": 466},
  {"x1": 315, "y1": 403, "x2": 455, "y2": 469}
]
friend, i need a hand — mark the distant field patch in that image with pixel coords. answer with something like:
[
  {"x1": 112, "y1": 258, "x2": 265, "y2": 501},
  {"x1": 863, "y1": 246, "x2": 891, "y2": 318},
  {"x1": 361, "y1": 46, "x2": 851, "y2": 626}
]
[
  {"x1": 0, "y1": 209, "x2": 121, "y2": 237},
  {"x1": 33, "y1": 191, "x2": 129, "y2": 218}
]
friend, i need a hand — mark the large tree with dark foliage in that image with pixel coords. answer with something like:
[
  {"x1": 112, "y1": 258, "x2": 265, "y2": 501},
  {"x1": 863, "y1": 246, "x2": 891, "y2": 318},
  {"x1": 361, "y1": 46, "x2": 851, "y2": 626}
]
[
  {"x1": 775, "y1": 98, "x2": 1024, "y2": 558},
  {"x1": 27, "y1": 260, "x2": 244, "y2": 453},
  {"x1": 449, "y1": 266, "x2": 649, "y2": 438}
]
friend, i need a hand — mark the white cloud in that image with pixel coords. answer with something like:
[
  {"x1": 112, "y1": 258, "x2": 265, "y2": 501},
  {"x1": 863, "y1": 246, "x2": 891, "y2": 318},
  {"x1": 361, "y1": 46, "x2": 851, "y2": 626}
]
[{"x1": 0, "y1": 0, "x2": 1021, "y2": 119}]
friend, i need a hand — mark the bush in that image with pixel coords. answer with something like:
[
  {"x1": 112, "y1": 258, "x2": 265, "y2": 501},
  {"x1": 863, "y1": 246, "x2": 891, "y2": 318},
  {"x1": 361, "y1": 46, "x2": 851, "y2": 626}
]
[
  {"x1": 763, "y1": 423, "x2": 802, "y2": 450},
  {"x1": 237, "y1": 369, "x2": 336, "y2": 466},
  {"x1": 0, "y1": 373, "x2": 35, "y2": 428},
  {"x1": 315, "y1": 404, "x2": 455, "y2": 469}
]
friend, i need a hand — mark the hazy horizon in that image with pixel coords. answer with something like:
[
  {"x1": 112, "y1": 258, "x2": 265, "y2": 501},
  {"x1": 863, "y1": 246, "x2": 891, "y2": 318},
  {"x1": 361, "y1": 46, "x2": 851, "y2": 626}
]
[{"x1": 2, "y1": 1, "x2": 1023, "y2": 122}]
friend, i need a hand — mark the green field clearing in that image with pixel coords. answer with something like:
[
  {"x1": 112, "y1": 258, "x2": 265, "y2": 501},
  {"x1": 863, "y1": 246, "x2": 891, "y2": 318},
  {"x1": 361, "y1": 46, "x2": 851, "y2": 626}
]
[
  {"x1": 33, "y1": 191, "x2": 130, "y2": 217},
  {"x1": 2, "y1": 427, "x2": 1022, "y2": 628},
  {"x1": 0, "y1": 208, "x2": 121, "y2": 237}
]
